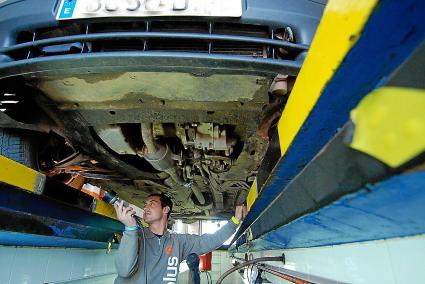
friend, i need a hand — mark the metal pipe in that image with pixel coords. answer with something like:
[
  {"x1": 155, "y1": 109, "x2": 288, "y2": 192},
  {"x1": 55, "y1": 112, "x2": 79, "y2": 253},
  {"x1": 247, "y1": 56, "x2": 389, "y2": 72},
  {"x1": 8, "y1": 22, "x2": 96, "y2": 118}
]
[
  {"x1": 141, "y1": 123, "x2": 157, "y2": 154},
  {"x1": 257, "y1": 265, "x2": 312, "y2": 284},
  {"x1": 190, "y1": 183, "x2": 206, "y2": 205},
  {"x1": 216, "y1": 256, "x2": 283, "y2": 284},
  {"x1": 139, "y1": 123, "x2": 205, "y2": 205},
  {"x1": 166, "y1": 167, "x2": 185, "y2": 185},
  {"x1": 196, "y1": 164, "x2": 209, "y2": 185},
  {"x1": 256, "y1": 263, "x2": 344, "y2": 284}
]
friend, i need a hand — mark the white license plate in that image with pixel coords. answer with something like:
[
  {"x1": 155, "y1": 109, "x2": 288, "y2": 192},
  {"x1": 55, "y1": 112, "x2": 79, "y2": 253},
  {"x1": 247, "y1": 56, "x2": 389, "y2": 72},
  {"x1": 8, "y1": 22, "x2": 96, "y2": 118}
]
[{"x1": 57, "y1": 0, "x2": 242, "y2": 20}]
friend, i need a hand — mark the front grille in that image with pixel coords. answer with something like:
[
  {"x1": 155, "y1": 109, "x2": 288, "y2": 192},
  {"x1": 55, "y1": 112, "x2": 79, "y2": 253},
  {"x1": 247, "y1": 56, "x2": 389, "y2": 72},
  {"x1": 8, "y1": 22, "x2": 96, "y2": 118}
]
[{"x1": 2, "y1": 21, "x2": 307, "y2": 61}]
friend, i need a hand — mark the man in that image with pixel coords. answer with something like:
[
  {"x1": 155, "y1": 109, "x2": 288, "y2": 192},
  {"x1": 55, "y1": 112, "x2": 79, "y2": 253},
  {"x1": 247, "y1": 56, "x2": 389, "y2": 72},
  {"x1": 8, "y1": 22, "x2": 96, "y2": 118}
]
[{"x1": 113, "y1": 193, "x2": 246, "y2": 284}]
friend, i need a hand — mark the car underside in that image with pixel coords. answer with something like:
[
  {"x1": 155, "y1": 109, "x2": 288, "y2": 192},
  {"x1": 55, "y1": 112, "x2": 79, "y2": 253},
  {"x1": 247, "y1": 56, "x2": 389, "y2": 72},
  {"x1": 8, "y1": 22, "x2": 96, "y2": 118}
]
[{"x1": 0, "y1": 0, "x2": 325, "y2": 222}]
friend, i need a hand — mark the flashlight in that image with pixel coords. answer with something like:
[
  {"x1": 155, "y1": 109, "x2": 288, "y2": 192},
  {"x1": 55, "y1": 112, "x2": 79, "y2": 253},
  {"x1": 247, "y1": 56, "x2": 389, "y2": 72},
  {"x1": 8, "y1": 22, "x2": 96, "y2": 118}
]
[
  {"x1": 102, "y1": 190, "x2": 127, "y2": 206},
  {"x1": 101, "y1": 190, "x2": 144, "y2": 218}
]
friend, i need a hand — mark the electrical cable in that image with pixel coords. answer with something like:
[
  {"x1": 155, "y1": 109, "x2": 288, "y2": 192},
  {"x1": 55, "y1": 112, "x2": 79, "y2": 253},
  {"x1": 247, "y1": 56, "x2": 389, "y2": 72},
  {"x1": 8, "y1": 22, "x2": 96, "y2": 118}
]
[
  {"x1": 247, "y1": 253, "x2": 255, "y2": 284},
  {"x1": 203, "y1": 271, "x2": 209, "y2": 284},
  {"x1": 135, "y1": 217, "x2": 147, "y2": 284},
  {"x1": 216, "y1": 256, "x2": 283, "y2": 284},
  {"x1": 254, "y1": 269, "x2": 263, "y2": 284},
  {"x1": 207, "y1": 271, "x2": 212, "y2": 284},
  {"x1": 247, "y1": 264, "x2": 252, "y2": 284},
  {"x1": 250, "y1": 264, "x2": 256, "y2": 284}
]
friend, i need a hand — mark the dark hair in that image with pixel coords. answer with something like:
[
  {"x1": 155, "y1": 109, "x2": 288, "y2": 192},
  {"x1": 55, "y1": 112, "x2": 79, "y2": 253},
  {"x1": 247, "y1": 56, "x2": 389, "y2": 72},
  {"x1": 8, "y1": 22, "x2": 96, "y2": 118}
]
[{"x1": 148, "y1": 193, "x2": 173, "y2": 218}]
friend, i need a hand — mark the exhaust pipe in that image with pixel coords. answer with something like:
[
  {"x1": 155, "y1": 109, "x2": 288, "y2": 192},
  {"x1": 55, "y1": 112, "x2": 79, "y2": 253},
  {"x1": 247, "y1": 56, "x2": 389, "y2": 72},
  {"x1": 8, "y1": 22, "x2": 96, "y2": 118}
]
[{"x1": 138, "y1": 123, "x2": 205, "y2": 205}]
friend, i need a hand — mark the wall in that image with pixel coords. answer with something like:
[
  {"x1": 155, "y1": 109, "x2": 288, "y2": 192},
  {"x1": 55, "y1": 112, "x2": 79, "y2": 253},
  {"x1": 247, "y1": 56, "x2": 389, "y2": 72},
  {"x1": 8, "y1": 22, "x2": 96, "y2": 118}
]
[
  {"x1": 234, "y1": 234, "x2": 425, "y2": 283},
  {"x1": 0, "y1": 246, "x2": 117, "y2": 284}
]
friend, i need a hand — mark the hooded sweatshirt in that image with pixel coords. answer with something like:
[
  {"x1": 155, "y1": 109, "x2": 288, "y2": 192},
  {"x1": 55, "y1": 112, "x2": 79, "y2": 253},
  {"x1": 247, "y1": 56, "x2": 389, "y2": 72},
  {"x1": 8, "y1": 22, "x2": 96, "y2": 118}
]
[{"x1": 114, "y1": 219, "x2": 238, "y2": 284}]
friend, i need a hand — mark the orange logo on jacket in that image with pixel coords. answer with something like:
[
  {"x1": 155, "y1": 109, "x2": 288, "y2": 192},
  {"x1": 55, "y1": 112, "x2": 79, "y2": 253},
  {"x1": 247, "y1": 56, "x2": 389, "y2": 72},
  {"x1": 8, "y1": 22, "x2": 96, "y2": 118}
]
[{"x1": 165, "y1": 245, "x2": 173, "y2": 256}]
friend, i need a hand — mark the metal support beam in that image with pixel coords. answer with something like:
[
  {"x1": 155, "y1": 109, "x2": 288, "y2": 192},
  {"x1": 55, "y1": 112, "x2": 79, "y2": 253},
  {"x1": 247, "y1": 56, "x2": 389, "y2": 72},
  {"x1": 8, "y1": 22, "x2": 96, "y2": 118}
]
[
  {"x1": 0, "y1": 182, "x2": 123, "y2": 247},
  {"x1": 0, "y1": 155, "x2": 124, "y2": 248},
  {"x1": 238, "y1": 0, "x2": 425, "y2": 245},
  {"x1": 235, "y1": 171, "x2": 425, "y2": 251}
]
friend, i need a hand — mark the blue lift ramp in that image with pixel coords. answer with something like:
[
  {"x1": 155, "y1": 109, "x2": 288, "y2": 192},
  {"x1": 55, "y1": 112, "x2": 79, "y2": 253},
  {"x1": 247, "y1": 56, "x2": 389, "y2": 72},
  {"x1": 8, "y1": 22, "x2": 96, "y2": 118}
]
[{"x1": 228, "y1": 0, "x2": 425, "y2": 282}]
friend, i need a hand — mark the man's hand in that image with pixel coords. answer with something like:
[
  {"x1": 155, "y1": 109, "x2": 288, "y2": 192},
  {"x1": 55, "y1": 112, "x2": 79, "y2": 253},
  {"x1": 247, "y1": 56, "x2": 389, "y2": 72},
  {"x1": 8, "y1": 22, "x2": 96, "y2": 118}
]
[
  {"x1": 114, "y1": 200, "x2": 137, "y2": 227},
  {"x1": 234, "y1": 204, "x2": 247, "y2": 222}
]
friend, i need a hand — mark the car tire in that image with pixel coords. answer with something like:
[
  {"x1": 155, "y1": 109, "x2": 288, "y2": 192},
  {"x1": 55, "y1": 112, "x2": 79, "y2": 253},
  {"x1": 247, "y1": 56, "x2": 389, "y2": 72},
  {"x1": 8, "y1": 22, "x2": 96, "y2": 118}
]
[{"x1": 0, "y1": 128, "x2": 38, "y2": 169}]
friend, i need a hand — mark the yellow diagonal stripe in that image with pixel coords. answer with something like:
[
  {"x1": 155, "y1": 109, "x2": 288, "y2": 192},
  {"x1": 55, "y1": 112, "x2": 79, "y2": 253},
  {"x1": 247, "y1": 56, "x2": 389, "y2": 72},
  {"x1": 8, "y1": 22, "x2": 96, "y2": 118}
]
[
  {"x1": 0, "y1": 155, "x2": 41, "y2": 192},
  {"x1": 350, "y1": 87, "x2": 425, "y2": 168},
  {"x1": 277, "y1": 0, "x2": 379, "y2": 156},
  {"x1": 246, "y1": 179, "x2": 258, "y2": 211}
]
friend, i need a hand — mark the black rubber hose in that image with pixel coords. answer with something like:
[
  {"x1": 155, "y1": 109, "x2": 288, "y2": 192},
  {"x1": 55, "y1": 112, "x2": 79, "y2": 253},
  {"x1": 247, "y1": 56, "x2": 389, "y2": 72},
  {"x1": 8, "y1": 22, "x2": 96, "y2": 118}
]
[{"x1": 216, "y1": 256, "x2": 283, "y2": 284}]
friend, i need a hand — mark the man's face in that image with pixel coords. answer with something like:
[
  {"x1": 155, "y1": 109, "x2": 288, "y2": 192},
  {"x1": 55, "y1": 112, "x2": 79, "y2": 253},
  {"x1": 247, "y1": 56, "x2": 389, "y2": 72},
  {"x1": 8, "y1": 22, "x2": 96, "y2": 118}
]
[{"x1": 143, "y1": 196, "x2": 167, "y2": 224}]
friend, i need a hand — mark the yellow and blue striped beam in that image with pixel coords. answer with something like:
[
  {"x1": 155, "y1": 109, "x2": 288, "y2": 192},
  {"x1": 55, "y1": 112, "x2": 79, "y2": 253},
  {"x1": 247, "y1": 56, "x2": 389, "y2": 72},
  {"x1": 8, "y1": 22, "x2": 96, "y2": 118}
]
[
  {"x1": 243, "y1": 0, "x2": 425, "y2": 235},
  {"x1": 0, "y1": 155, "x2": 46, "y2": 194},
  {"x1": 0, "y1": 155, "x2": 124, "y2": 248},
  {"x1": 234, "y1": 84, "x2": 425, "y2": 250},
  {"x1": 243, "y1": 171, "x2": 425, "y2": 251},
  {"x1": 246, "y1": 0, "x2": 379, "y2": 211},
  {"x1": 0, "y1": 154, "x2": 118, "y2": 220}
]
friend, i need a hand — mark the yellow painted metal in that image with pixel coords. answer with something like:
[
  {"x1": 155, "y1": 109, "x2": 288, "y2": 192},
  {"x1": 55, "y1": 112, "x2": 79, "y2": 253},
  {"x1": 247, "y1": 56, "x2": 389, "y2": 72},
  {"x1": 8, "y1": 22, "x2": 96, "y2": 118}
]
[
  {"x1": 246, "y1": 180, "x2": 258, "y2": 211},
  {"x1": 94, "y1": 199, "x2": 118, "y2": 219},
  {"x1": 0, "y1": 155, "x2": 42, "y2": 192},
  {"x1": 94, "y1": 200, "x2": 148, "y2": 227},
  {"x1": 277, "y1": 0, "x2": 379, "y2": 156},
  {"x1": 350, "y1": 87, "x2": 425, "y2": 168}
]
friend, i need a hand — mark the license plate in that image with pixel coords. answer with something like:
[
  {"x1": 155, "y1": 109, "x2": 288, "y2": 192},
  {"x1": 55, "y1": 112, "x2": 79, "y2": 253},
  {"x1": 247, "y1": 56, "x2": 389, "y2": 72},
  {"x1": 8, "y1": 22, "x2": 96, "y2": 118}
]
[{"x1": 57, "y1": 0, "x2": 242, "y2": 20}]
